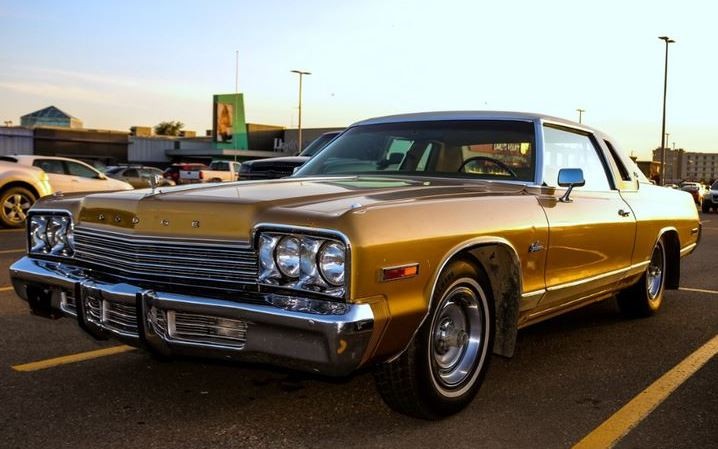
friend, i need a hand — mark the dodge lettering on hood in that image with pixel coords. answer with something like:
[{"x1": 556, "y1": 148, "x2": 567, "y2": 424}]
[{"x1": 9, "y1": 112, "x2": 700, "y2": 419}]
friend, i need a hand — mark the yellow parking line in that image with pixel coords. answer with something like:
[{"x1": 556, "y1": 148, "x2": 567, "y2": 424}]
[
  {"x1": 12, "y1": 345, "x2": 136, "y2": 372},
  {"x1": 572, "y1": 334, "x2": 718, "y2": 449},
  {"x1": 680, "y1": 287, "x2": 718, "y2": 295},
  {"x1": 0, "y1": 249, "x2": 24, "y2": 255},
  {"x1": 0, "y1": 286, "x2": 13, "y2": 293}
]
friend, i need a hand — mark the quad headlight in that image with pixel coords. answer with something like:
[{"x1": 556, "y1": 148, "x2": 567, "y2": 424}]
[
  {"x1": 257, "y1": 230, "x2": 348, "y2": 299},
  {"x1": 28, "y1": 213, "x2": 74, "y2": 257}
]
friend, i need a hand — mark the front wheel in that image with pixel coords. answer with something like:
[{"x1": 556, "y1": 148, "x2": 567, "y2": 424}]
[
  {"x1": 618, "y1": 238, "x2": 666, "y2": 318},
  {"x1": 374, "y1": 260, "x2": 494, "y2": 419}
]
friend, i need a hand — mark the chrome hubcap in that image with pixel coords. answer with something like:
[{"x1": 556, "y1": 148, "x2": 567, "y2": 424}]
[
  {"x1": 430, "y1": 284, "x2": 485, "y2": 390},
  {"x1": 2, "y1": 193, "x2": 31, "y2": 223},
  {"x1": 646, "y1": 243, "x2": 665, "y2": 300}
]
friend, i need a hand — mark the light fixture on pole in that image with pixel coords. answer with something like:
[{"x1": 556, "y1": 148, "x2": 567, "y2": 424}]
[
  {"x1": 576, "y1": 108, "x2": 585, "y2": 124},
  {"x1": 291, "y1": 70, "x2": 311, "y2": 153},
  {"x1": 659, "y1": 36, "x2": 675, "y2": 185}
]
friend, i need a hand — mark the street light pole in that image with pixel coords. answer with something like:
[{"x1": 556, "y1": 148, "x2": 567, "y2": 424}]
[
  {"x1": 291, "y1": 70, "x2": 311, "y2": 153},
  {"x1": 576, "y1": 108, "x2": 585, "y2": 124},
  {"x1": 659, "y1": 36, "x2": 675, "y2": 185}
]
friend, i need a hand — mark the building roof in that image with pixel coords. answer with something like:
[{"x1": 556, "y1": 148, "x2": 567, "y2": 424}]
[{"x1": 21, "y1": 105, "x2": 78, "y2": 121}]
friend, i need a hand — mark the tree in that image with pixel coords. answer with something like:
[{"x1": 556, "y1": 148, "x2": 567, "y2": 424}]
[{"x1": 154, "y1": 120, "x2": 184, "y2": 136}]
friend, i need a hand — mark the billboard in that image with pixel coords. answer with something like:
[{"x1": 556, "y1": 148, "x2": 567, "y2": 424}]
[{"x1": 213, "y1": 93, "x2": 248, "y2": 150}]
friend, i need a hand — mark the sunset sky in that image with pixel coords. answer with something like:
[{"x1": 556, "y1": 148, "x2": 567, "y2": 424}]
[{"x1": 1, "y1": 0, "x2": 716, "y2": 160}]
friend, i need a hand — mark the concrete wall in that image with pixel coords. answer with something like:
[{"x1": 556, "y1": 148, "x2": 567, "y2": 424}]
[
  {"x1": 247, "y1": 123, "x2": 284, "y2": 151},
  {"x1": 0, "y1": 127, "x2": 33, "y2": 156},
  {"x1": 33, "y1": 127, "x2": 129, "y2": 164},
  {"x1": 129, "y1": 136, "x2": 214, "y2": 164},
  {"x1": 128, "y1": 137, "x2": 175, "y2": 163}
]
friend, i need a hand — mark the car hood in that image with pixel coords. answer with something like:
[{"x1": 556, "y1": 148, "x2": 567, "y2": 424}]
[{"x1": 40, "y1": 176, "x2": 527, "y2": 240}]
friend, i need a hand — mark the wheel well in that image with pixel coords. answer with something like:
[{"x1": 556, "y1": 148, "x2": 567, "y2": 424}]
[
  {"x1": 451, "y1": 244, "x2": 522, "y2": 358},
  {"x1": 0, "y1": 181, "x2": 40, "y2": 200},
  {"x1": 662, "y1": 231, "x2": 681, "y2": 290}
]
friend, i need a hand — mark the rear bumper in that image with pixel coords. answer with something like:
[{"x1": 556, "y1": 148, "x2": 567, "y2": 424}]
[{"x1": 9, "y1": 257, "x2": 376, "y2": 376}]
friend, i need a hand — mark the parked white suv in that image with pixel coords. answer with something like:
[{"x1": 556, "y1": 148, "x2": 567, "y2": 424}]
[
  {"x1": 0, "y1": 155, "x2": 133, "y2": 194},
  {"x1": 703, "y1": 180, "x2": 718, "y2": 213},
  {"x1": 0, "y1": 160, "x2": 54, "y2": 227}
]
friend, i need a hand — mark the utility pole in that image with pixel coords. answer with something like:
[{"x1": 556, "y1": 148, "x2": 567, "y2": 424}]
[
  {"x1": 659, "y1": 36, "x2": 675, "y2": 185},
  {"x1": 291, "y1": 70, "x2": 311, "y2": 152}
]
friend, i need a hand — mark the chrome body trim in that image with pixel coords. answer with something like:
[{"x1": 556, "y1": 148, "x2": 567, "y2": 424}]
[
  {"x1": 519, "y1": 289, "x2": 545, "y2": 311},
  {"x1": 9, "y1": 257, "x2": 375, "y2": 376},
  {"x1": 680, "y1": 242, "x2": 697, "y2": 257},
  {"x1": 522, "y1": 287, "x2": 617, "y2": 327},
  {"x1": 545, "y1": 261, "x2": 649, "y2": 293}
]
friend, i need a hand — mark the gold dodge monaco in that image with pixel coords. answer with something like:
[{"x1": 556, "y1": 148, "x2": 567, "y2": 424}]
[{"x1": 9, "y1": 112, "x2": 700, "y2": 419}]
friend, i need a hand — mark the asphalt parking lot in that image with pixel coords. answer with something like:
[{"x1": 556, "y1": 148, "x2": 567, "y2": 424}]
[{"x1": 0, "y1": 213, "x2": 716, "y2": 449}]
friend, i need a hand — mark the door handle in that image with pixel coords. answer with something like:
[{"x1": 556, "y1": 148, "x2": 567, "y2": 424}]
[{"x1": 618, "y1": 209, "x2": 631, "y2": 217}]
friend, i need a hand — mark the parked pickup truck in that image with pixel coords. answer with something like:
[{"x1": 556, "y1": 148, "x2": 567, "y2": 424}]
[{"x1": 179, "y1": 160, "x2": 241, "y2": 183}]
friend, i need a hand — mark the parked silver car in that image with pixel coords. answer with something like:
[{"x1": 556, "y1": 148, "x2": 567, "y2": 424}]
[{"x1": 0, "y1": 155, "x2": 133, "y2": 194}]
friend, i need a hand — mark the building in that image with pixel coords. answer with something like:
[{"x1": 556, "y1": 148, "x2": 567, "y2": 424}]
[
  {"x1": 682, "y1": 152, "x2": 718, "y2": 183},
  {"x1": 652, "y1": 148, "x2": 718, "y2": 184},
  {"x1": 2, "y1": 99, "x2": 344, "y2": 166},
  {"x1": 20, "y1": 106, "x2": 83, "y2": 129}
]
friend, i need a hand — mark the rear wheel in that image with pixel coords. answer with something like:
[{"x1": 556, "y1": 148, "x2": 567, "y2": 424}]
[
  {"x1": 374, "y1": 260, "x2": 494, "y2": 419},
  {"x1": 0, "y1": 186, "x2": 36, "y2": 228},
  {"x1": 618, "y1": 238, "x2": 666, "y2": 318}
]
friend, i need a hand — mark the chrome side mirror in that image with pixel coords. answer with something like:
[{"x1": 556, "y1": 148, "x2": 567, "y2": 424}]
[{"x1": 558, "y1": 168, "x2": 585, "y2": 203}]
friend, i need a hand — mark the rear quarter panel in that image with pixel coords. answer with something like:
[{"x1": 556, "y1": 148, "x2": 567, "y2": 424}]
[{"x1": 621, "y1": 183, "x2": 699, "y2": 267}]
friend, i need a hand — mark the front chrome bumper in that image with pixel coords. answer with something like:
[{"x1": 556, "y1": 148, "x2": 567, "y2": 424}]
[{"x1": 9, "y1": 257, "x2": 375, "y2": 376}]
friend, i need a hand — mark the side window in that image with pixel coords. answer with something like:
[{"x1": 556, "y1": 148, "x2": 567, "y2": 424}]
[
  {"x1": 542, "y1": 126, "x2": 611, "y2": 191},
  {"x1": 33, "y1": 159, "x2": 65, "y2": 175},
  {"x1": 124, "y1": 169, "x2": 139, "y2": 177},
  {"x1": 603, "y1": 140, "x2": 631, "y2": 181},
  {"x1": 66, "y1": 161, "x2": 99, "y2": 179}
]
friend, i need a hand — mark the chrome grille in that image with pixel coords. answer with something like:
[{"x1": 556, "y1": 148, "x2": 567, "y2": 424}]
[
  {"x1": 105, "y1": 302, "x2": 138, "y2": 334},
  {"x1": 85, "y1": 295, "x2": 102, "y2": 323},
  {"x1": 60, "y1": 290, "x2": 77, "y2": 316},
  {"x1": 83, "y1": 294, "x2": 138, "y2": 335},
  {"x1": 73, "y1": 227, "x2": 258, "y2": 287},
  {"x1": 149, "y1": 307, "x2": 247, "y2": 349}
]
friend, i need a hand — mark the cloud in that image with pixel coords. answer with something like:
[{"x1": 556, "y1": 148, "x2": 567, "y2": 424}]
[{"x1": 0, "y1": 81, "x2": 123, "y2": 106}]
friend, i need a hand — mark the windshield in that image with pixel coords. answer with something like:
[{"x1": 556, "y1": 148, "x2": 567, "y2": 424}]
[
  {"x1": 300, "y1": 132, "x2": 340, "y2": 157},
  {"x1": 712, "y1": 181, "x2": 718, "y2": 190},
  {"x1": 294, "y1": 120, "x2": 536, "y2": 182}
]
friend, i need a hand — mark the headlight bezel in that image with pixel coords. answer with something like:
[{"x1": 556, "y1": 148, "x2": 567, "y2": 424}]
[
  {"x1": 27, "y1": 209, "x2": 75, "y2": 258},
  {"x1": 254, "y1": 224, "x2": 350, "y2": 301}
]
